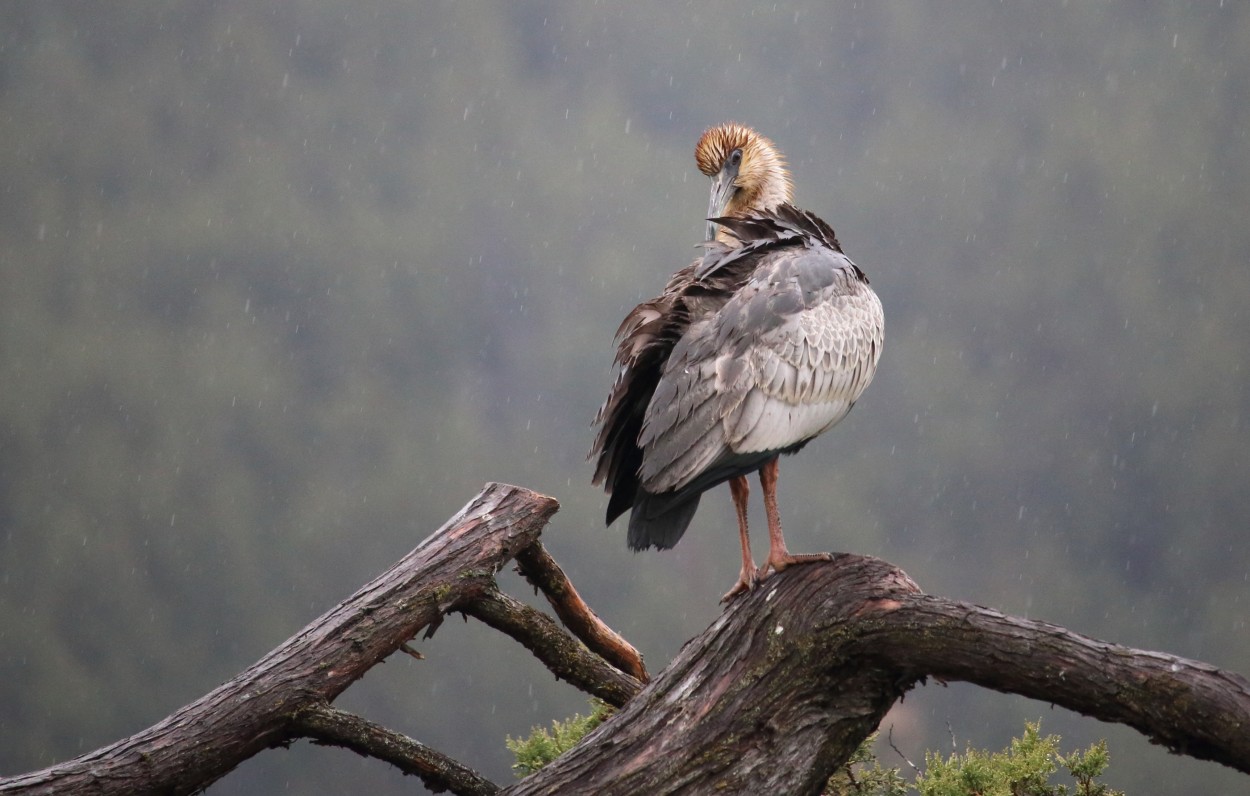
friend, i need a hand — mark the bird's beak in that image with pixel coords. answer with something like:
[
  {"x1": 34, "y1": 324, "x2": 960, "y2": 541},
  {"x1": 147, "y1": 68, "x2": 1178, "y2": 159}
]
[{"x1": 706, "y1": 170, "x2": 736, "y2": 242}]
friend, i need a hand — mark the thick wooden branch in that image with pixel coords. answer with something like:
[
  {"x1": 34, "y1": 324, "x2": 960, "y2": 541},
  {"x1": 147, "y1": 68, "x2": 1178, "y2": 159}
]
[
  {"x1": 858, "y1": 596, "x2": 1250, "y2": 771},
  {"x1": 505, "y1": 554, "x2": 1250, "y2": 795},
  {"x1": 294, "y1": 702, "x2": 499, "y2": 796},
  {"x1": 0, "y1": 483, "x2": 558, "y2": 796},
  {"x1": 3, "y1": 484, "x2": 1246, "y2": 796}
]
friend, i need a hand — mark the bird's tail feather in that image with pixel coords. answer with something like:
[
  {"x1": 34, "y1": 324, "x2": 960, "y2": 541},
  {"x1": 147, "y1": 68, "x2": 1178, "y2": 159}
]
[{"x1": 627, "y1": 490, "x2": 701, "y2": 551}]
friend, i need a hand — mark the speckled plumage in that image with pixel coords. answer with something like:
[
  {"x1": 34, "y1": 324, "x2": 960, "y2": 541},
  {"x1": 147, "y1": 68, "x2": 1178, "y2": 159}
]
[{"x1": 592, "y1": 204, "x2": 882, "y2": 548}]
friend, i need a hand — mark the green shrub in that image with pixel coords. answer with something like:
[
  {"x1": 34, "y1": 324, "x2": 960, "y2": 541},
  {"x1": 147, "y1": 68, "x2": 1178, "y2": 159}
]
[
  {"x1": 507, "y1": 711, "x2": 1122, "y2": 795},
  {"x1": 504, "y1": 698, "x2": 615, "y2": 777},
  {"x1": 865, "y1": 721, "x2": 1122, "y2": 796}
]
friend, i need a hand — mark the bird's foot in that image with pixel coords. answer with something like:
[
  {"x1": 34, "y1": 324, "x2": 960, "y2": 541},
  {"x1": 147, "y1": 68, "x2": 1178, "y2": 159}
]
[
  {"x1": 720, "y1": 567, "x2": 759, "y2": 603},
  {"x1": 757, "y1": 550, "x2": 834, "y2": 580}
]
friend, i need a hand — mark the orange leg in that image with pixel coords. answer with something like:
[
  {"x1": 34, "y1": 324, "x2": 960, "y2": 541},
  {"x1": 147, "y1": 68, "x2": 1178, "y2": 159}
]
[
  {"x1": 758, "y1": 457, "x2": 832, "y2": 578},
  {"x1": 720, "y1": 475, "x2": 757, "y2": 602}
]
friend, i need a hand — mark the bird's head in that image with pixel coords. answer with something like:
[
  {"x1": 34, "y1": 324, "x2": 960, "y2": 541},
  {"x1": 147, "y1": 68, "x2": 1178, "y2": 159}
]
[{"x1": 695, "y1": 122, "x2": 793, "y2": 242}]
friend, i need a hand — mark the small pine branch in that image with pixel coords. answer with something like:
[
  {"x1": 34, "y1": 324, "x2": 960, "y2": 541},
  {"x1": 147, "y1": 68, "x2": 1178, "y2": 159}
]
[
  {"x1": 823, "y1": 733, "x2": 909, "y2": 796},
  {"x1": 1059, "y1": 739, "x2": 1123, "y2": 796},
  {"x1": 820, "y1": 721, "x2": 1123, "y2": 796},
  {"x1": 505, "y1": 699, "x2": 615, "y2": 777}
]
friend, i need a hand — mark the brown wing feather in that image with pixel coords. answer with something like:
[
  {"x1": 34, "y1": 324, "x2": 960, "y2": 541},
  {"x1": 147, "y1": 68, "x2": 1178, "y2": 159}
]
[
  {"x1": 589, "y1": 264, "x2": 695, "y2": 524},
  {"x1": 589, "y1": 253, "x2": 759, "y2": 525}
]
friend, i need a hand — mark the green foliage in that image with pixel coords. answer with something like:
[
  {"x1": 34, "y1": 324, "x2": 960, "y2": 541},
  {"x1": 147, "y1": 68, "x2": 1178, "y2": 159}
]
[
  {"x1": 506, "y1": 715, "x2": 1120, "y2": 794},
  {"x1": 916, "y1": 722, "x2": 1059, "y2": 796},
  {"x1": 823, "y1": 733, "x2": 910, "y2": 796},
  {"x1": 1059, "y1": 740, "x2": 1119, "y2": 796},
  {"x1": 505, "y1": 699, "x2": 615, "y2": 777},
  {"x1": 824, "y1": 723, "x2": 1122, "y2": 796}
]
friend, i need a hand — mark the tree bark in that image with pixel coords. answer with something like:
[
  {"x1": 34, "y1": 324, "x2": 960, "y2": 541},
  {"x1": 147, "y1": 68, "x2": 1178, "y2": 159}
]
[
  {"x1": 504, "y1": 555, "x2": 923, "y2": 796},
  {"x1": 1, "y1": 484, "x2": 1247, "y2": 796},
  {"x1": 504, "y1": 554, "x2": 1250, "y2": 794},
  {"x1": 295, "y1": 701, "x2": 500, "y2": 796},
  {"x1": 0, "y1": 483, "x2": 559, "y2": 796}
]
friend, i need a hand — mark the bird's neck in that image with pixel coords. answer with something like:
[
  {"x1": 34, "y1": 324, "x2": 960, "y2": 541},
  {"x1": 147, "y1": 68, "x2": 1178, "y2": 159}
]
[{"x1": 716, "y1": 170, "x2": 791, "y2": 245}]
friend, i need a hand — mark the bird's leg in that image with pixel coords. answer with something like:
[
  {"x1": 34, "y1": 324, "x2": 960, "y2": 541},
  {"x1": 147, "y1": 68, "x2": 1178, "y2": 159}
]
[
  {"x1": 720, "y1": 475, "x2": 757, "y2": 602},
  {"x1": 758, "y1": 457, "x2": 832, "y2": 579}
]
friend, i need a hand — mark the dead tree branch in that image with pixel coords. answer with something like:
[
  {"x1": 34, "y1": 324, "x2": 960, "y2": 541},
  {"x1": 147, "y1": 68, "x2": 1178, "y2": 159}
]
[
  {"x1": 1, "y1": 484, "x2": 1246, "y2": 796},
  {"x1": 295, "y1": 702, "x2": 499, "y2": 796},
  {"x1": 0, "y1": 483, "x2": 557, "y2": 796},
  {"x1": 504, "y1": 554, "x2": 1250, "y2": 795},
  {"x1": 460, "y1": 584, "x2": 643, "y2": 708},
  {"x1": 514, "y1": 543, "x2": 649, "y2": 682},
  {"x1": 859, "y1": 594, "x2": 1250, "y2": 771}
]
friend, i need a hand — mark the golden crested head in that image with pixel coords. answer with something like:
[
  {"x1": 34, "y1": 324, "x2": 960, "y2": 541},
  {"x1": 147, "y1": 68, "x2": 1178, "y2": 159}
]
[{"x1": 695, "y1": 122, "x2": 793, "y2": 215}]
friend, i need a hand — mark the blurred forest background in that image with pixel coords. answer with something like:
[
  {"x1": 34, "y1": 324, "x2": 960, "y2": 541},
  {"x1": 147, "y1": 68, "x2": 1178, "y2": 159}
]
[{"x1": 1, "y1": 2, "x2": 1247, "y2": 793}]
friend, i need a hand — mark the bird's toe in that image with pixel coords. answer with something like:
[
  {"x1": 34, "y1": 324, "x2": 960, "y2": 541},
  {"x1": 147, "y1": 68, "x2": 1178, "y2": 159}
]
[{"x1": 720, "y1": 571, "x2": 758, "y2": 603}]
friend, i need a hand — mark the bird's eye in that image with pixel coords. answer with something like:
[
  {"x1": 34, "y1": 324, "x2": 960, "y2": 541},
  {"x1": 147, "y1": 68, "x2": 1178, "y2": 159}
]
[{"x1": 729, "y1": 149, "x2": 743, "y2": 168}]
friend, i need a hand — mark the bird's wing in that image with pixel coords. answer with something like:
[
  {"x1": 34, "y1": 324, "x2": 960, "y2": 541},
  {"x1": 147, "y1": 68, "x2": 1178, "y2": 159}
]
[
  {"x1": 589, "y1": 263, "x2": 702, "y2": 523},
  {"x1": 637, "y1": 244, "x2": 883, "y2": 493}
]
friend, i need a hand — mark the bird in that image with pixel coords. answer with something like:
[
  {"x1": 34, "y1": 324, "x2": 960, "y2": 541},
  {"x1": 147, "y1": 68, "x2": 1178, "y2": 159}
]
[{"x1": 590, "y1": 123, "x2": 884, "y2": 601}]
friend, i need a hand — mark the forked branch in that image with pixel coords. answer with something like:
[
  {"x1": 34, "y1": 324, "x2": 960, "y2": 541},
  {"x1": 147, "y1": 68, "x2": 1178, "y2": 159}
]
[
  {"x1": 504, "y1": 555, "x2": 1250, "y2": 795},
  {"x1": 0, "y1": 483, "x2": 559, "y2": 796},
  {"x1": 1, "y1": 485, "x2": 1246, "y2": 796},
  {"x1": 514, "y1": 543, "x2": 649, "y2": 682}
]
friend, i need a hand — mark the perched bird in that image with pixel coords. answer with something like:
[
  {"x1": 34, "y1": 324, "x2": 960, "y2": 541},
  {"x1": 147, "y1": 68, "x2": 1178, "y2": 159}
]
[{"x1": 590, "y1": 123, "x2": 883, "y2": 601}]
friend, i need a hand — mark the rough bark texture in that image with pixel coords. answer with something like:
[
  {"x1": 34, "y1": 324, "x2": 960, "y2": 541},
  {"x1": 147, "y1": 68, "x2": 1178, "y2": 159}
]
[
  {"x1": 514, "y1": 542, "x2": 649, "y2": 682},
  {"x1": 461, "y1": 585, "x2": 643, "y2": 708},
  {"x1": 0, "y1": 483, "x2": 558, "y2": 796},
  {"x1": 503, "y1": 554, "x2": 924, "y2": 795},
  {"x1": 295, "y1": 702, "x2": 500, "y2": 796},
  {"x1": 860, "y1": 596, "x2": 1250, "y2": 771},
  {"x1": 505, "y1": 554, "x2": 1250, "y2": 794},
  {"x1": 1, "y1": 484, "x2": 1247, "y2": 796}
]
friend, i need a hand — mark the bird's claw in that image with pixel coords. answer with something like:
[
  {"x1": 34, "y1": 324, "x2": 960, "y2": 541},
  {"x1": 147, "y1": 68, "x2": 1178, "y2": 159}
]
[{"x1": 720, "y1": 569, "x2": 759, "y2": 603}]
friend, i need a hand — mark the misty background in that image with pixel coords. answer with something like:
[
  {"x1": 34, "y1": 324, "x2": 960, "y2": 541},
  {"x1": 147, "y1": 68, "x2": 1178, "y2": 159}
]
[{"x1": 1, "y1": 2, "x2": 1247, "y2": 793}]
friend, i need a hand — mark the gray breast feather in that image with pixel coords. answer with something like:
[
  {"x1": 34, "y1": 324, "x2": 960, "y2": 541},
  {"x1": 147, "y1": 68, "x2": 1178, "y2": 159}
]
[{"x1": 636, "y1": 248, "x2": 883, "y2": 493}]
